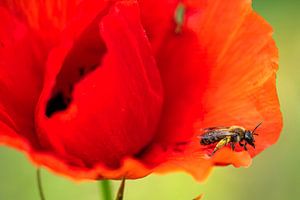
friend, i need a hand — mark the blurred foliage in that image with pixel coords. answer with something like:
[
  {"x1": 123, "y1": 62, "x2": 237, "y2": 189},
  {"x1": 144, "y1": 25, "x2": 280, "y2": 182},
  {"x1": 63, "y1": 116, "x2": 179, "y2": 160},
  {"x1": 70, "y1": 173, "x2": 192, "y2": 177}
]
[{"x1": 0, "y1": 0, "x2": 299, "y2": 199}]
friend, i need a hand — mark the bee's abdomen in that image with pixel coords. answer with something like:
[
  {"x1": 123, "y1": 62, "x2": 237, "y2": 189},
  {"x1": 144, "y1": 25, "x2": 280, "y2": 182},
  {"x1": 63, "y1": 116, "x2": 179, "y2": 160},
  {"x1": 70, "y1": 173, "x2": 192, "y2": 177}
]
[{"x1": 200, "y1": 133, "x2": 224, "y2": 145}]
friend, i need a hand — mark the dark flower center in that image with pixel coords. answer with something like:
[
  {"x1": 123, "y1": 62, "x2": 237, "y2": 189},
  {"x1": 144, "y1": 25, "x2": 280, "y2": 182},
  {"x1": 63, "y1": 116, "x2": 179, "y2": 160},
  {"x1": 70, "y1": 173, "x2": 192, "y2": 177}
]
[{"x1": 45, "y1": 15, "x2": 107, "y2": 117}]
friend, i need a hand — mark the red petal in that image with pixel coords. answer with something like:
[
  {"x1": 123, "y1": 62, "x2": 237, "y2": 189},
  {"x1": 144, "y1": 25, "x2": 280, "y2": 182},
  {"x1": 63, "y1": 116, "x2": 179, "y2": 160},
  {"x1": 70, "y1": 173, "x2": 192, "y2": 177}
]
[
  {"x1": 35, "y1": 0, "x2": 163, "y2": 174},
  {"x1": 0, "y1": 7, "x2": 45, "y2": 149},
  {"x1": 0, "y1": 0, "x2": 282, "y2": 182},
  {"x1": 140, "y1": 0, "x2": 282, "y2": 180},
  {"x1": 1, "y1": 0, "x2": 78, "y2": 31},
  {"x1": 1, "y1": 1, "x2": 111, "y2": 47},
  {"x1": 138, "y1": 0, "x2": 178, "y2": 55}
]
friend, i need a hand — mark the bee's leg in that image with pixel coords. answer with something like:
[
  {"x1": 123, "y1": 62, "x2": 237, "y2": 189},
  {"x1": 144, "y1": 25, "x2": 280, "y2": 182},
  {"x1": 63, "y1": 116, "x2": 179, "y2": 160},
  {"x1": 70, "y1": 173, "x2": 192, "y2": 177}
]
[
  {"x1": 231, "y1": 142, "x2": 235, "y2": 151},
  {"x1": 239, "y1": 141, "x2": 244, "y2": 147},
  {"x1": 211, "y1": 136, "x2": 231, "y2": 156},
  {"x1": 239, "y1": 141, "x2": 248, "y2": 150}
]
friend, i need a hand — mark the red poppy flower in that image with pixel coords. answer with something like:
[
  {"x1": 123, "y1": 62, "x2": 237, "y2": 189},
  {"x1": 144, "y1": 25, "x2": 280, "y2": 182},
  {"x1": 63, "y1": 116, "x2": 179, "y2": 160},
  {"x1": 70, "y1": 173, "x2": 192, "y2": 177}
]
[{"x1": 0, "y1": 0, "x2": 282, "y2": 181}]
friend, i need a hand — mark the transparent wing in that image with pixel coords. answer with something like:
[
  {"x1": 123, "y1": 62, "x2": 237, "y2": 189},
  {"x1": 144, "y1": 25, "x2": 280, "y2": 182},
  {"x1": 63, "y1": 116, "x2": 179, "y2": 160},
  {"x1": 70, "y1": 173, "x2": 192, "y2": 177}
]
[
  {"x1": 202, "y1": 126, "x2": 230, "y2": 131},
  {"x1": 200, "y1": 129, "x2": 234, "y2": 139}
]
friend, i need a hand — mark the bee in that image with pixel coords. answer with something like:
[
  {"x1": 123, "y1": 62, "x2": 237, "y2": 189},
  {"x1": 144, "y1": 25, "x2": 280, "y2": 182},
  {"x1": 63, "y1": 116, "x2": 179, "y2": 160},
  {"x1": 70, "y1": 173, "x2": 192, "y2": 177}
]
[{"x1": 199, "y1": 122, "x2": 262, "y2": 156}]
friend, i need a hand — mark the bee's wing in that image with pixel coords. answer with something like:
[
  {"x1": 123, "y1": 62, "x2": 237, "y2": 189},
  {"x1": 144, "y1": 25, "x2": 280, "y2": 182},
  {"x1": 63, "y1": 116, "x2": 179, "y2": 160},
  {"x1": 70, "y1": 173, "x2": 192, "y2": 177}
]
[
  {"x1": 200, "y1": 129, "x2": 234, "y2": 139},
  {"x1": 202, "y1": 126, "x2": 230, "y2": 131}
]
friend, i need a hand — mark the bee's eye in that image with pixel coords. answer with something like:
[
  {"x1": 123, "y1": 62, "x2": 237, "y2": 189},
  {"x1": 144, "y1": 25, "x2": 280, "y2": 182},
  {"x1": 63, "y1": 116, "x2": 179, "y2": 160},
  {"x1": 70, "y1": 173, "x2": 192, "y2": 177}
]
[{"x1": 245, "y1": 131, "x2": 252, "y2": 140}]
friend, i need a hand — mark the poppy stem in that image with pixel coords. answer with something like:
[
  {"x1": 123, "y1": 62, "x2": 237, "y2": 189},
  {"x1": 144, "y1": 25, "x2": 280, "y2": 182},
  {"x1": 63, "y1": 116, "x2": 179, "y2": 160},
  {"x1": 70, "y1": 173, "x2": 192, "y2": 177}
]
[
  {"x1": 99, "y1": 180, "x2": 113, "y2": 200},
  {"x1": 115, "y1": 178, "x2": 126, "y2": 200},
  {"x1": 36, "y1": 168, "x2": 46, "y2": 200}
]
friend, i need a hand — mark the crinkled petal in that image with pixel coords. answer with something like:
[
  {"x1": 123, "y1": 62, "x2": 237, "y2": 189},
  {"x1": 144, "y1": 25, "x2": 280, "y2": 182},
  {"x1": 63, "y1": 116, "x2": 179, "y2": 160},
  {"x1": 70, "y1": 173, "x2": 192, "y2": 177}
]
[
  {"x1": 138, "y1": 0, "x2": 178, "y2": 55},
  {"x1": 1, "y1": 0, "x2": 78, "y2": 32},
  {"x1": 34, "y1": 0, "x2": 163, "y2": 177},
  {"x1": 0, "y1": 7, "x2": 45, "y2": 149},
  {"x1": 139, "y1": 0, "x2": 282, "y2": 181},
  {"x1": 0, "y1": 0, "x2": 282, "y2": 182}
]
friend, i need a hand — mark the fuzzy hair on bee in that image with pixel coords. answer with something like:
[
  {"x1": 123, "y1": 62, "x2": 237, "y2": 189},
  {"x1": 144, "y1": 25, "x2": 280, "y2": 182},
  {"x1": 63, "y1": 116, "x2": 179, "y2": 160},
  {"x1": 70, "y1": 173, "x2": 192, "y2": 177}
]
[{"x1": 198, "y1": 122, "x2": 262, "y2": 156}]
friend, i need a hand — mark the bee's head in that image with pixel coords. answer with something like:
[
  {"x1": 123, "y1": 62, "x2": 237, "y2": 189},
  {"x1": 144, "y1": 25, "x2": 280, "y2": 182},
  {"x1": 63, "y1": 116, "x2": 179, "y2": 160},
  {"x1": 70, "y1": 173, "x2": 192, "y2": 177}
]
[
  {"x1": 245, "y1": 122, "x2": 262, "y2": 149},
  {"x1": 245, "y1": 130, "x2": 255, "y2": 148}
]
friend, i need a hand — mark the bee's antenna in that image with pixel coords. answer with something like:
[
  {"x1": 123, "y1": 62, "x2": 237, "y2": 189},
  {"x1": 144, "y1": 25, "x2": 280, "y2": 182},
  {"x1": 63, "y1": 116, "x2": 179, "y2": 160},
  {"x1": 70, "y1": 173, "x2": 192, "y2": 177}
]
[{"x1": 252, "y1": 121, "x2": 263, "y2": 135}]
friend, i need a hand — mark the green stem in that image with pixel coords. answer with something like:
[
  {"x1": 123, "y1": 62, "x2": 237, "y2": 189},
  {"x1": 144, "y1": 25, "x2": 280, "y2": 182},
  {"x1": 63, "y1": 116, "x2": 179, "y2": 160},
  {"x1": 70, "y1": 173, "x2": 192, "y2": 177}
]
[
  {"x1": 99, "y1": 180, "x2": 113, "y2": 200},
  {"x1": 115, "y1": 178, "x2": 126, "y2": 200},
  {"x1": 36, "y1": 168, "x2": 46, "y2": 200}
]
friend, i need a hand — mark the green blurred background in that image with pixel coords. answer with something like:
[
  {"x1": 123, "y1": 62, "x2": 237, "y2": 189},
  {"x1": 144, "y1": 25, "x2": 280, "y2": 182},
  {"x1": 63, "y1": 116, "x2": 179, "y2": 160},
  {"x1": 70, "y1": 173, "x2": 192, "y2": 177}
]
[{"x1": 0, "y1": 0, "x2": 299, "y2": 199}]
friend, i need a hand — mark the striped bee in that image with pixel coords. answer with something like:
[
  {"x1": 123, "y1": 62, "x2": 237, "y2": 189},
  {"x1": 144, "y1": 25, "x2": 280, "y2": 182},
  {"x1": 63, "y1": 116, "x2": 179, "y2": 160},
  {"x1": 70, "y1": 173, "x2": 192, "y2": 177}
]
[{"x1": 199, "y1": 122, "x2": 262, "y2": 156}]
